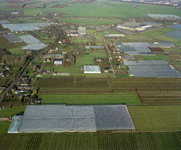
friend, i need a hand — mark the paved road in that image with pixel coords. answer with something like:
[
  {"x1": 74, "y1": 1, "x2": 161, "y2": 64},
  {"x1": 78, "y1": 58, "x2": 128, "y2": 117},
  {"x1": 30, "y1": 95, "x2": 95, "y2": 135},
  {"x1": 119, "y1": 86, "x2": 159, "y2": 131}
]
[{"x1": 0, "y1": 30, "x2": 65, "y2": 101}]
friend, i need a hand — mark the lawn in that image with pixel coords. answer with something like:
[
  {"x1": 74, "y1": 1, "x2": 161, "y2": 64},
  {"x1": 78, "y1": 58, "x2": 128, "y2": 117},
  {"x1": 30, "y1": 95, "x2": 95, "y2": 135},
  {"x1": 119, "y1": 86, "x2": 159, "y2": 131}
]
[
  {"x1": 75, "y1": 58, "x2": 94, "y2": 66},
  {"x1": 0, "y1": 106, "x2": 26, "y2": 117},
  {"x1": 128, "y1": 105, "x2": 181, "y2": 131},
  {"x1": 0, "y1": 122, "x2": 11, "y2": 134},
  {"x1": 39, "y1": 94, "x2": 141, "y2": 105},
  {"x1": 162, "y1": 47, "x2": 181, "y2": 52},
  {"x1": 42, "y1": 66, "x2": 82, "y2": 73},
  {"x1": 81, "y1": 52, "x2": 108, "y2": 58}
]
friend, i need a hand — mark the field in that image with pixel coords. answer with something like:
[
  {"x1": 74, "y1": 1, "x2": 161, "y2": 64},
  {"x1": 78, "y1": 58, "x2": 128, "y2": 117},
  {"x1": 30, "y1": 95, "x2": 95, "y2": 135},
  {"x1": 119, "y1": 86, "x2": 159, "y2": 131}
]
[
  {"x1": 140, "y1": 94, "x2": 181, "y2": 105},
  {"x1": 128, "y1": 105, "x2": 181, "y2": 131},
  {"x1": 60, "y1": 18, "x2": 123, "y2": 25},
  {"x1": 75, "y1": 59, "x2": 94, "y2": 66},
  {"x1": 110, "y1": 78, "x2": 181, "y2": 93},
  {"x1": 0, "y1": 79, "x2": 11, "y2": 87},
  {"x1": 0, "y1": 106, "x2": 26, "y2": 118},
  {"x1": 37, "y1": 78, "x2": 111, "y2": 94},
  {"x1": 0, "y1": 35, "x2": 27, "y2": 50},
  {"x1": 141, "y1": 55, "x2": 170, "y2": 60},
  {"x1": 7, "y1": 48, "x2": 25, "y2": 56},
  {"x1": 81, "y1": 52, "x2": 108, "y2": 58},
  {"x1": 39, "y1": 94, "x2": 141, "y2": 105},
  {"x1": 140, "y1": 27, "x2": 176, "y2": 38},
  {"x1": 0, "y1": 132, "x2": 181, "y2": 150}
]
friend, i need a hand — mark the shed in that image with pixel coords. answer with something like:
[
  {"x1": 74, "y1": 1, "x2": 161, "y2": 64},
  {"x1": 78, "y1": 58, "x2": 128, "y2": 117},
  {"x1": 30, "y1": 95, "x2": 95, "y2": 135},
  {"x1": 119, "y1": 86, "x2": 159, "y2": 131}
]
[
  {"x1": 54, "y1": 59, "x2": 63, "y2": 65},
  {"x1": 84, "y1": 65, "x2": 101, "y2": 73}
]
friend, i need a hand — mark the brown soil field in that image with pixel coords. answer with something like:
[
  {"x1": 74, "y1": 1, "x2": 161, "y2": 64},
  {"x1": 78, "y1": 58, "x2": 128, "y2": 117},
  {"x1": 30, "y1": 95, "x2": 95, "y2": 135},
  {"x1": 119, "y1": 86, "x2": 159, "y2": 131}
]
[{"x1": 149, "y1": 47, "x2": 164, "y2": 52}]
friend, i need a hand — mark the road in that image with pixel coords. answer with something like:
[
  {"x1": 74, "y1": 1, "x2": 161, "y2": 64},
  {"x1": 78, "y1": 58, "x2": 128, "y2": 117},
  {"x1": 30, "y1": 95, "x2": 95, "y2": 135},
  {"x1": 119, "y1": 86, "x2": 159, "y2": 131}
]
[
  {"x1": 0, "y1": 30, "x2": 65, "y2": 101},
  {"x1": 103, "y1": 38, "x2": 115, "y2": 74}
]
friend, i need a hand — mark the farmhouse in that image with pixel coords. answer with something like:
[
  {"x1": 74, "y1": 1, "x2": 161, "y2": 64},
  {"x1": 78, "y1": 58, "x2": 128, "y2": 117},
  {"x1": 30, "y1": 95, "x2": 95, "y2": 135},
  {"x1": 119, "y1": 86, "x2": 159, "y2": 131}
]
[{"x1": 8, "y1": 105, "x2": 135, "y2": 133}]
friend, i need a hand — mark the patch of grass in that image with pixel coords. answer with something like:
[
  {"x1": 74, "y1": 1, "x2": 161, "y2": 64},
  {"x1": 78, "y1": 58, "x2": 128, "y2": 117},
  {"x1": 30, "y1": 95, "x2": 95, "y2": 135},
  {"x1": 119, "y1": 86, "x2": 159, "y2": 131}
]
[
  {"x1": 116, "y1": 73, "x2": 133, "y2": 78},
  {"x1": 7, "y1": 48, "x2": 25, "y2": 56},
  {"x1": 0, "y1": 121, "x2": 11, "y2": 134},
  {"x1": 174, "y1": 40, "x2": 181, "y2": 46},
  {"x1": 60, "y1": 18, "x2": 123, "y2": 25},
  {"x1": 140, "y1": 27, "x2": 176, "y2": 38},
  {"x1": 155, "y1": 35, "x2": 180, "y2": 43},
  {"x1": 162, "y1": 47, "x2": 181, "y2": 52},
  {"x1": 143, "y1": 55, "x2": 170, "y2": 60},
  {"x1": 0, "y1": 106, "x2": 26, "y2": 118},
  {"x1": 39, "y1": 94, "x2": 141, "y2": 105},
  {"x1": 128, "y1": 105, "x2": 181, "y2": 131},
  {"x1": 70, "y1": 73, "x2": 116, "y2": 78},
  {"x1": 81, "y1": 52, "x2": 108, "y2": 58},
  {"x1": 75, "y1": 58, "x2": 94, "y2": 66}
]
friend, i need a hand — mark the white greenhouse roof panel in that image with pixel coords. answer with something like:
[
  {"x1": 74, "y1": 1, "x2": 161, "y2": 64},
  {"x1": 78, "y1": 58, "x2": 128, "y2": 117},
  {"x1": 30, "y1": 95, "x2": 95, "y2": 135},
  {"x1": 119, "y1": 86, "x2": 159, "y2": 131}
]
[
  {"x1": 8, "y1": 116, "x2": 23, "y2": 133},
  {"x1": 9, "y1": 105, "x2": 135, "y2": 133},
  {"x1": 0, "y1": 20, "x2": 11, "y2": 24},
  {"x1": 22, "y1": 43, "x2": 47, "y2": 50},
  {"x1": 2, "y1": 23, "x2": 54, "y2": 32},
  {"x1": 19, "y1": 35, "x2": 41, "y2": 44},
  {"x1": 3, "y1": 33, "x2": 22, "y2": 43},
  {"x1": 147, "y1": 14, "x2": 181, "y2": 20},
  {"x1": 84, "y1": 65, "x2": 101, "y2": 73},
  {"x1": 108, "y1": 34, "x2": 125, "y2": 37}
]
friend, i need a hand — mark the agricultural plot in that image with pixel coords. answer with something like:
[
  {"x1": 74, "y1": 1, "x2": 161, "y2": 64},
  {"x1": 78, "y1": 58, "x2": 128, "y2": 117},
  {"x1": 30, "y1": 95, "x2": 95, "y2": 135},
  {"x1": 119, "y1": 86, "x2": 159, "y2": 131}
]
[
  {"x1": 0, "y1": 79, "x2": 11, "y2": 87},
  {"x1": 163, "y1": 30, "x2": 181, "y2": 39},
  {"x1": 0, "y1": 132, "x2": 181, "y2": 149},
  {"x1": 124, "y1": 60, "x2": 181, "y2": 77},
  {"x1": 39, "y1": 94, "x2": 141, "y2": 105},
  {"x1": 110, "y1": 78, "x2": 181, "y2": 93},
  {"x1": 3, "y1": 34, "x2": 22, "y2": 43},
  {"x1": 75, "y1": 59, "x2": 94, "y2": 67},
  {"x1": 140, "y1": 94, "x2": 181, "y2": 105},
  {"x1": 170, "y1": 24, "x2": 181, "y2": 30},
  {"x1": 37, "y1": 78, "x2": 110, "y2": 94},
  {"x1": 60, "y1": 18, "x2": 123, "y2": 25},
  {"x1": 0, "y1": 35, "x2": 27, "y2": 49},
  {"x1": 128, "y1": 105, "x2": 181, "y2": 131}
]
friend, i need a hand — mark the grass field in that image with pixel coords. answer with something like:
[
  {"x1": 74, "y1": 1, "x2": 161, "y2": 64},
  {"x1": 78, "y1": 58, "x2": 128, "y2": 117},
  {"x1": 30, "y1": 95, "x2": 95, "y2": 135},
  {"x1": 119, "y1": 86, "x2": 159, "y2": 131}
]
[
  {"x1": 162, "y1": 47, "x2": 181, "y2": 52},
  {"x1": 75, "y1": 59, "x2": 94, "y2": 66},
  {"x1": 128, "y1": 105, "x2": 181, "y2": 131},
  {"x1": 7, "y1": 48, "x2": 25, "y2": 56},
  {"x1": 0, "y1": 132, "x2": 181, "y2": 150},
  {"x1": 155, "y1": 35, "x2": 180, "y2": 43},
  {"x1": 0, "y1": 106, "x2": 26, "y2": 118},
  {"x1": 140, "y1": 27, "x2": 176, "y2": 38},
  {"x1": 70, "y1": 73, "x2": 116, "y2": 78},
  {"x1": 142, "y1": 55, "x2": 170, "y2": 60},
  {"x1": 60, "y1": 18, "x2": 123, "y2": 25},
  {"x1": 39, "y1": 94, "x2": 141, "y2": 105},
  {"x1": 81, "y1": 52, "x2": 108, "y2": 58}
]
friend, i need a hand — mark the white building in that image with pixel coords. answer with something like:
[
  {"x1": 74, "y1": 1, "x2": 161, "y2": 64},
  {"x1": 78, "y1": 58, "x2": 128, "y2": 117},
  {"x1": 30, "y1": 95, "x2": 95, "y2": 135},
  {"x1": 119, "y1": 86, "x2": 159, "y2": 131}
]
[{"x1": 78, "y1": 27, "x2": 86, "y2": 35}]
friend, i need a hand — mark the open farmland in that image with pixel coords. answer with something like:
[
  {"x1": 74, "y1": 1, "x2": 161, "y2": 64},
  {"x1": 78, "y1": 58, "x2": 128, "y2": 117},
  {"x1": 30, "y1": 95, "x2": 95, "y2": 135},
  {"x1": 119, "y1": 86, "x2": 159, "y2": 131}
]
[
  {"x1": 0, "y1": 35, "x2": 27, "y2": 49},
  {"x1": 60, "y1": 18, "x2": 123, "y2": 25},
  {"x1": 39, "y1": 94, "x2": 141, "y2": 105},
  {"x1": 128, "y1": 105, "x2": 181, "y2": 131},
  {"x1": 0, "y1": 132, "x2": 181, "y2": 150},
  {"x1": 37, "y1": 78, "x2": 111, "y2": 94},
  {"x1": 110, "y1": 78, "x2": 181, "y2": 93}
]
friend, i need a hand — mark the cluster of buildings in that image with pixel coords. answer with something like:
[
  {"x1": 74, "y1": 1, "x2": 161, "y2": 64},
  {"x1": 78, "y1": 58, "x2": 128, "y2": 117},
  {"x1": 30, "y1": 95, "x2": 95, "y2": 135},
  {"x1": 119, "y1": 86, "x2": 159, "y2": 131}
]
[{"x1": 67, "y1": 26, "x2": 86, "y2": 36}]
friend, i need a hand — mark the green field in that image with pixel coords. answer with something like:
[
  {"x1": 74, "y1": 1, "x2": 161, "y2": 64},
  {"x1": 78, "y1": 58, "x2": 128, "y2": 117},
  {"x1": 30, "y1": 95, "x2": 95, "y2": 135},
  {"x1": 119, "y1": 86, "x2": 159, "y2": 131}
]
[
  {"x1": 0, "y1": 106, "x2": 26, "y2": 118},
  {"x1": 70, "y1": 73, "x2": 116, "y2": 78},
  {"x1": 7, "y1": 48, "x2": 25, "y2": 56},
  {"x1": 0, "y1": 132, "x2": 181, "y2": 150},
  {"x1": 60, "y1": 18, "x2": 123, "y2": 25},
  {"x1": 142, "y1": 55, "x2": 170, "y2": 60},
  {"x1": 128, "y1": 105, "x2": 181, "y2": 131},
  {"x1": 39, "y1": 94, "x2": 141, "y2": 105},
  {"x1": 75, "y1": 59, "x2": 94, "y2": 66},
  {"x1": 140, "y1": 27, "x2": 176, "y2": 38},
  {"x1": 81, "y1": 52, "x2": 108, "y2": 58}
]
